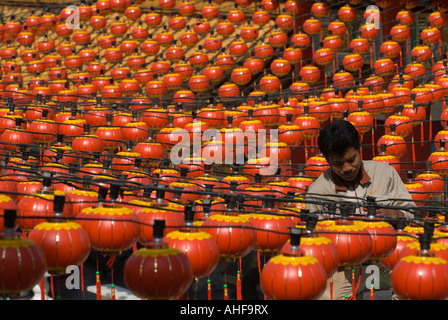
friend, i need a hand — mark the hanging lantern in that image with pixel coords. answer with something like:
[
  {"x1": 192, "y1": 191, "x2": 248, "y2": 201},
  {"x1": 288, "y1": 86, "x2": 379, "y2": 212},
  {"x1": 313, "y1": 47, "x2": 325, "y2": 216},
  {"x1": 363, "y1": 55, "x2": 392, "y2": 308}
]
[
  {"x1": 17, "y1": 175, "x2": 73, "y2": 233},
  {"x1": 145, "y1": 7, "x2": 162, "y2": 27},
  {"x1": 302, "y1": 16, "x2": 322, "y2": 35},
  {"x1": 338, "y1": 4, "x2": 357, "y2": 22},
  {"x1": 390, "y1": 23, "x2": 411, "y2": 43},
  {"x1": 305, "y1": 153, "x2": 329, "y2": 178},
  {"x1": 260, "y1": 227, "x2": 327, "y2": 300},
  {"x1": 391, "y1": 232, "x2": 448, "y2": 300},
  {"x1": 384, "y1": 105, "x2": 413, "y2": 137},
  {"x1": 358, "y1": 197, "x2": 398, "y2": 263},
  {"x1": 428, "y1": 139, "x2": 448, "y2": 176},
  {"x1": 282, "y1": 214, "x2": 340, "y2": 277},
  {"x1": 420, "y1": 25, "x2": 442, "y2": 46},
  {"x1": 28, "y1": 195, "x2": 90, "y2": 275},
  {"x1": 201, "y1": 196, "x2": 256, "y2": 261},
  {"x1": 249, "y1": 197, "x2": 296, "y2": 254},
  {"x1": 380, "y1": 40, "x2": 402, "y2": 59},
  {"x1": 0, "y1": 210, "x2": 47, "y2": 299},
  {"x1": 380, "y1": 220, "x2": 415, "y2": 270},
  {"x1": 77, "y1": 184, "x2": 140, "y2": 255},
  {"x1": 318, "y1": 204, "x2": 373, "y2": 268},
  {"x1": 165, "y1": 205, "x2": 220, "y2": 279},
  {"x1": 415, "y1": 161, "x2": 445, "y2": 200},
  {"x1": 124, "y1": 219, "x2": 194, "y2": 300},
  {"x1": 372, "y1": 144, "x2": 401, "y2": 172},
  {"x1": 377, "y1": 124, "x2": 407, "y2": 158},
  {"x1": 294, "y1": 105, "x2": 320, "y2": 140}
]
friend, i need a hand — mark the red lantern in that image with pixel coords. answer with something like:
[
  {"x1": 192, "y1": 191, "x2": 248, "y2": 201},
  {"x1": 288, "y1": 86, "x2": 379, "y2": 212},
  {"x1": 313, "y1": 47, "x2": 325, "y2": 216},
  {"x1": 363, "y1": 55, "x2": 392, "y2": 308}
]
[
  {"x1": 385, "y1": 107, "x2": 413, "y2": 137},
  {"x1": 78, "y1": 184, "x2": 140, "y2": 254},
  {"x1": 0, "y1": 210, "x2": 47, "y2": 299},
  {"x1": 124, "y1": 219, "x2": 193, "y2": 300},
  {"x1": 28, "y1": 195, "x2": 90, "y2": 274},
  {"x1": 249, "y1": 198, "x2": 296, "y2": 254},
  {"x1": 302, "y1": 17, "x2": 322, "y2": 35},
  {"x1": 377, "y1": 124, "x2": 407, "y2": 158},
  {"x1": 328, "y1": 20, "x2": 347, "y2": 36},
  {"x1": 420, "y1": 26, "x2": 442, "y2": 45},
  {"x1": 380, "y1": 40, "x2": 402, "y2": 59},
  {"x1": 318, "y1": 207, "x2": 373, "y2": 268},
  {"x1": 268, "y1": 28, "x2": 288, "y2": 48},
  {"x1": 404, "y1": 171, "x2": 429, "y2": 207},
  {"x1": 338, "y1": 5, "x2": 357, "y2": 22},
  {"x1": 201, "y1": 198, "x2": 256, "y2": 261},
  {"x1": 165, "y1": 206, "x2": 219, "y2": 278},
  {"x1": 391, "y1": 233, "x2": 448, "y2": 300},
  {"x1": 145, "y1": 7, "x2": 162, "y2": 27},
  {"x1": 305, "y1": 153, "x2": 329, "y2": 178}
]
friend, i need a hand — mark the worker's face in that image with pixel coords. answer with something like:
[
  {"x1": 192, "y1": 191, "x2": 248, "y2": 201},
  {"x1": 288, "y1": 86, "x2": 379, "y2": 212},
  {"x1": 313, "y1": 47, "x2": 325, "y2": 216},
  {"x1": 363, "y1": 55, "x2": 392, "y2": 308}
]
[{"x1": 327, "y1": 147, "x2": 361, "y2": 183}]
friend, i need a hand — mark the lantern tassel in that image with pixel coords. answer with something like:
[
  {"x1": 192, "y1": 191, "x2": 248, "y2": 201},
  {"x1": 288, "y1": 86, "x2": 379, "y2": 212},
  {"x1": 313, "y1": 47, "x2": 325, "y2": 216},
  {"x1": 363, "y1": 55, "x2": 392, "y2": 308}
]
[
  {"x1": 257, "y1": 251, "x2": 262, "y2": 279},
  {"x1": 421, "y1": 123, "x2": 424, "y2": 147},
  {"x1": 370, "y1": 285, "x2": 375, "y2": 300},
  {"x1": 40, "y1": 277, "x2": 45, "y2": 300},
  {"x1": 330, "y1": 277, "x2": 333, "y2": 300},
  {"x1": 223, "y1": 284, "x2": 229, "y2": 300},
  {"x1": 412, "y1": 136, "x2": 416, "y2": 163},
  {"x1": 81, "y1": 263, "x2": 85, "y2": 300},
  {"x1": 371, "y1": 128, "x2": 375, "y2": 157},
  {"x1": 96, "y1": 271, "x2": 102, "y2": 300},
  {"x1": 207, "y1": 278, "x2": 212, "y2": 300},
  {"x1": 50, "y1": 275, "x2": 55, "y2": 300}
]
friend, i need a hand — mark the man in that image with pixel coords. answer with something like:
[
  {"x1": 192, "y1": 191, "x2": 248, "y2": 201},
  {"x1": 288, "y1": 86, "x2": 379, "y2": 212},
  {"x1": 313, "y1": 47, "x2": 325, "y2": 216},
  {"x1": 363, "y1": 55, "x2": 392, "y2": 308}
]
[{"x1": 305, "y1": 120, "x2": 416, "y2": 300}]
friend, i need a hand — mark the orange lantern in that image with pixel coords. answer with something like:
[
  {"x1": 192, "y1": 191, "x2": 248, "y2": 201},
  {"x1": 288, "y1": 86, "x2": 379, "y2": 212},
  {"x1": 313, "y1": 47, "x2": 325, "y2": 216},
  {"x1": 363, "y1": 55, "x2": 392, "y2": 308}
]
[
  {"x1": 0, "y1": 210, "x2": 47, "y2": 299},
  {"x1": 124, "y1": 219, "x2": 194, "y2": 300},
  {"x1": 391, "y1": 233, "x2": 448, "y2": 300},
  {"x1": 165, "y1": 205, "x2": 220, "y2": 279},
  {"x1": 260, "y1": 227, "x2": 327, "y2": 300},
  {"x1": 28, "y1": 195, "x2": 90, "y2": 274}
]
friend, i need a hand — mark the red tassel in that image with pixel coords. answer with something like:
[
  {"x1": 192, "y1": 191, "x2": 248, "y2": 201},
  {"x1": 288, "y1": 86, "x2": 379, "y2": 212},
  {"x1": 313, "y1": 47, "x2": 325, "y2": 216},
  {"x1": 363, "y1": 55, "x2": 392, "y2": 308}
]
[
  {"x1": 40, "y1": 277, "x2": 45, "y2": 300},
  {"x1": 223, "y1": 284, "x2": 229, "y2": 300},
  {"x1": 50, "y1": 275, "x2": 55, "y2": 300},
  {"x1": 370, "y1": 285, "x2": 375, "y2": 300},
  {"x1": 330, "y1": 277, "x2": 333, "y2": 300},
  {"x1": 352, "y1": 268, "x2": 356, "y2": 300},
  {"x1": 429, "y1": 114, "x2": 433, "y2": 142},
  {"x1": 96, "y1": 271, "x2": 102, "y2": 300},
  {"x1": 371, "y1": 128, "x2": 375, "y2": 157},
  {"x1": 207, "y1": 278, "x2": 212, "y2": 300},
  {"x1": 236, "y1": 270, "x2": 242, "y2": 300},
  {"x1": 412, "y1": 136, "x2": 416, "y2": 163},
  {"x1": 80, "y1": 263, "x2": 85, "y2": 299},
  {"x1": 111, "y1": 284, "x2": 116, "y2": 301},
  {"x1": 421, "y1": 123, "x2": 424, "y2": 147}
]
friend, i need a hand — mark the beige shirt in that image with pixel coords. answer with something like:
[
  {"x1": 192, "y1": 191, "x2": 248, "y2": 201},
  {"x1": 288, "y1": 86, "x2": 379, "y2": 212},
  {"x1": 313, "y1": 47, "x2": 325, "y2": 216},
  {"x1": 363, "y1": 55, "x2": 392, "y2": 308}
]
[{"x1": 305, "y1": 160, "x2": 416, "y2": 219}]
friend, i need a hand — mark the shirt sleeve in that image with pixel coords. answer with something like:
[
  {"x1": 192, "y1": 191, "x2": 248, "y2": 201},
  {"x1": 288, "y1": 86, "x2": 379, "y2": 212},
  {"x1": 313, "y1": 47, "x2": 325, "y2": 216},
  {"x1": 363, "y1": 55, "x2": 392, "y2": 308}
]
[{"x1": 386, "y1": 166, "x2": 416, "y2": 219}]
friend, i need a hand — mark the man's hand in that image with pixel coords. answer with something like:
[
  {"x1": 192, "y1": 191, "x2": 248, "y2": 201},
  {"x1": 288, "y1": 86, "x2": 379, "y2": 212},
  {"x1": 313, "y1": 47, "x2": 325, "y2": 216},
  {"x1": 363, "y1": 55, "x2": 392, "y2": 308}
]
[{"x1": 376, "y1": 208, "x2": 404, "y2": 219}]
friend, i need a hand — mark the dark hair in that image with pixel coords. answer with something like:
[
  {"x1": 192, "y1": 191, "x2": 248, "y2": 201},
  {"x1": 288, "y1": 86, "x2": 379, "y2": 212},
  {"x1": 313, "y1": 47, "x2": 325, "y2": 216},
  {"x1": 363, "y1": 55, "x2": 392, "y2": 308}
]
[{"x1": 318, "y1": 120, "x2": 360, "y2": 159}]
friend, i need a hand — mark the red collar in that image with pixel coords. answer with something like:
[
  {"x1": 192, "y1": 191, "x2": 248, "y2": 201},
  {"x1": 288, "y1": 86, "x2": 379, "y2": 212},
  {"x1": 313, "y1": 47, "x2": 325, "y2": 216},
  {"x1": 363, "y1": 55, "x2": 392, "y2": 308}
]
[{"x1": 332, "y1": 164, "x2": 371, "y2": 191}]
